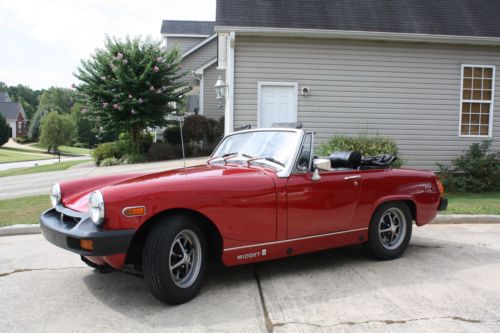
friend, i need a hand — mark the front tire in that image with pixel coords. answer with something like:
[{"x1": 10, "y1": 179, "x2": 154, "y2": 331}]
[
  {"x1": 365, "y1": 202, "x2": 412, "y2": 260},
  {"x1": 143, "y1": 215, "x2": 207, "y2": 304}
]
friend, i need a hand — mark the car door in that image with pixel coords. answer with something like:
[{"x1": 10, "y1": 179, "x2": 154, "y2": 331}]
[{"x1": 286, "y1": 133, "x2": 362, "y2": 239}]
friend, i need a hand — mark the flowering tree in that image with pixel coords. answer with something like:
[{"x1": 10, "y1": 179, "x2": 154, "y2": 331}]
[{"x1": 75, "y1": 36, "x2": 188, "y2": 153}]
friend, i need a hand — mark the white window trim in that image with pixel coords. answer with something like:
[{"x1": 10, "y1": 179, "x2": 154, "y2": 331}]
[
  {"x1": 458, "y1": 64, "x2": 496, "y2": 138},
  {"x1": 257, "y1": 82, "x2": 299, "y2": 128}
]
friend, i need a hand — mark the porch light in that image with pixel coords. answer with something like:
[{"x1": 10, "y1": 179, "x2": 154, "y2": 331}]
[{"x1": 214, "y1": 76, "x2": 226, "y2": 108}]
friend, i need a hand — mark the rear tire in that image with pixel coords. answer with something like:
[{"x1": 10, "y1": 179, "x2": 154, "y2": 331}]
[
  {"x1": 365, "y1": 202, "x2": 412, "y2": 260},
  {"x1": 143, "y1": 215, "x2": 207, "y2": 304}
]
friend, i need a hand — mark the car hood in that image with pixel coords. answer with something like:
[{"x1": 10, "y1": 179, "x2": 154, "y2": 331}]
[{"x1": 61, "y1": 163, "x2": 274, "y2": 212}]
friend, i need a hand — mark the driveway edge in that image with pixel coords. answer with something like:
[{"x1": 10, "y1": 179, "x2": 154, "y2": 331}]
[{"x1": 1, "y1": 214, "x2": 500, "y2": 237}]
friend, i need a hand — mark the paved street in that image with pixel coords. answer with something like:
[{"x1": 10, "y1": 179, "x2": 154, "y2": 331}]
[
  {"x1": 0, "y1": 157, "x2": 208, "y2": 200},
  {"x1": 1, "y1": 224, "x2": 499, "y2": 332}
]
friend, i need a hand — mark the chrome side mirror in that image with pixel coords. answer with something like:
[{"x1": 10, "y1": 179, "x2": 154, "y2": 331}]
[{"x1": 311, "y1": 158, "x2": 331, "y2": 181}]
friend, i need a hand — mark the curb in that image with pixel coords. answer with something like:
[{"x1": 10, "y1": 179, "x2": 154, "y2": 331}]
[
  {"x1": 1, "y1": 214, "x2": 500, "y2": 237},
  {"x1": 0, "y1": 224, "x2": 41, "y2": 237},
  {"x1": 432, "y1": 214, "x2": 500, "y2": 224}
]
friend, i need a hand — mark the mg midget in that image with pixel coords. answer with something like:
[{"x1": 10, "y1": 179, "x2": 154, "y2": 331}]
[{"x1": 40, "y1": 127, "x2": 447, "y2": 304}]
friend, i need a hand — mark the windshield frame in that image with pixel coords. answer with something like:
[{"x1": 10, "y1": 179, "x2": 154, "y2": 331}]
[{"x1": 209, "y1": 128, "x2": 305, "y2": 178}]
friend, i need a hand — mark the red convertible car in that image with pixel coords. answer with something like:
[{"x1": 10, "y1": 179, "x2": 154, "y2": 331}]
[{"x1": 41, "y1": 127, "x2": 447, "y2": 304}]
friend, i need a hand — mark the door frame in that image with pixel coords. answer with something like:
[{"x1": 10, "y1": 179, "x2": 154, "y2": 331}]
[{"x1": 257, "y1": 81, "x2": 298, "y2": 128}]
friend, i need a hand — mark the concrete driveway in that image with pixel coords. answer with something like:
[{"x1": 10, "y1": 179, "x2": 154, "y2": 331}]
[
  {"x1": 0, "y1": 157, "x2": 208, "y2": 200},
  {"x1": 1, "y1": 224, "x2": 499, "y2": 332}
]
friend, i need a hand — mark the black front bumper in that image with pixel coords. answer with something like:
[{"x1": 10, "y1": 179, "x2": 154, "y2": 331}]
[
  {"x1": 40, "y1": 206, "x2": 135, "y2": 256},
  {"x1": 438, "y1": 197, "x2": 448, "y2": 211}
]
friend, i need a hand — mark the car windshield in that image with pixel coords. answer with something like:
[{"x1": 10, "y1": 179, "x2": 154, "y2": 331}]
[{"x1": 210, "y1": 130, "x2": 299, "y2": 168}]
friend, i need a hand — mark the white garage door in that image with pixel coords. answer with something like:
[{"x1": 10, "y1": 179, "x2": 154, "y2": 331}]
[{"x1": 258, "y1": 83, "x2": 297, "y2": 128}]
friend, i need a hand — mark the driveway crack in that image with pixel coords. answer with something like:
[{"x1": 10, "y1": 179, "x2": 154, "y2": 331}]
[
  {"x1": 272, "y1": 316, "x2": 500, "y2": 329},
  {"x1": 0, "y1": 266, "x2": 85, "y2": 277},
  {"x1": 254, "y1": 265, "x2": 274, "y2": 333}
]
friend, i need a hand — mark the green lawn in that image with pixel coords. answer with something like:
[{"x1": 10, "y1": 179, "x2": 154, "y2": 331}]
[
  {"x1": 32, "y1": 143, "x2": 90, "y2": 156},
  {"x1": 0, "y1": 147, "x2": 53, "y2": 163},
  {"x1": 444, "y1": 192, "x2": 500, "y2": 215},
  {"x1": 0, "y1": 159, "x2": 92, "y2": 178},
  {"x1": 0, "y1": 195, "x2": 50, "y2": 227}
]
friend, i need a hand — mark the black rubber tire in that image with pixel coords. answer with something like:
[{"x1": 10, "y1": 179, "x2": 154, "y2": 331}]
[
  {"x1": 143, "y1": 215, "x2": 207, "y2": 305},
  {"x1": 365, "y1": 202, "x2": 412, "y2": 260}
]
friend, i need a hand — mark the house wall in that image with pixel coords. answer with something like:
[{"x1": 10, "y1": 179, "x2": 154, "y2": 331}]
[
  {"x1": 203, "y1": 63, "x2": 225, "y2": 120},
  {"x1": 232, "y1": 36, "x2": 500, "y2": 170},
  {"x1": 182, "y1": 38, "x2": 218, "y2": 86},
  {"x1": 166, "y1": 36, "x2": 205, "y2": 54},
  {"x1": 8, "y1": 121, "x2": 16, "y2": 139}
]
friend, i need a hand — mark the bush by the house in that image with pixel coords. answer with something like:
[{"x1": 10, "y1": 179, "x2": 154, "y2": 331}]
[
  {"x1": 163, "y1": 125, "x2": 183, "y2": 145},
  {"x1": 15, "y1": 136, "x2": 32, "y2": 144},
  {"x1": 438, "y1": 140, "x2": 500, "y2": 193},
  {"x1": 319, "y1": 134, "x2": 402, "y2": 167},
  {"x1": 120, "y1": 154, "x2": 146, "y2": 165},
  {"x1": 148, "y1": 142, "x2": 177, "y2": 161},
  {"x1": 100, "y1": 157, "x2": 120, "y2": 167},
  {"x1": 0, "y1": 113, "x2": 9, "y2": 146},
  {"x1": 92, "y1": 142, "x2": 123, "y2": 165}
]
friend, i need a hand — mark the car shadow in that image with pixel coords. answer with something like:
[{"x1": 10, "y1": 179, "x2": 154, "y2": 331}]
[{"x1": 83, "y1": 234, "x2": 498, "y2": 329}]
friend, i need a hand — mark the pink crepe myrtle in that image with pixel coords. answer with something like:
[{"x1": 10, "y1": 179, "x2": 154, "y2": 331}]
[
  {"x1": 116, "y1": 52, "x2": 124, "y2": 60},
  {"x1": 128, "y1": 94, "x2": 133, "y2": 99},
  {"x1": 113, "y1": 104, "x2": 120, "y2": 109},
  {"x1": 122, "y1": 59, "x2": 128, "y2": 64},
  {"x1": 102, "y1": 102, "x2": 109, "y2": 108},
  {"x1": 153, "y1": 66, "x2": 160, "y2": 72},
  {"x1": 138, "y1": 98, "x2": 143, "y2": 104},
  {"x1": 150, "y1": 86, "x2": 155, "y2": 91},
  {"x1": 81, "y1": 108, "x2": 88, "y2": 113}
]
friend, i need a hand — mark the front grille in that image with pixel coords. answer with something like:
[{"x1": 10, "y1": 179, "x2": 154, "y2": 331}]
[{"x1": 47, "y1": 208, "x2": 81, "y2": 228}]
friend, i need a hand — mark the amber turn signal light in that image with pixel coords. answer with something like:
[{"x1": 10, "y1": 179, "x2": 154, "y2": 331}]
[
  {"x1": 122, "y1": 206, "x2": 146, "y2": 217},
  {"x1": 80, "y1": 239, "x2": 94, "y2": 251},
  {"x1": 435, "y1": 176, "x2": 445, "y2": 197}
]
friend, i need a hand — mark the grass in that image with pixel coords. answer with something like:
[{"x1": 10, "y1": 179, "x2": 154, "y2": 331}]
[
  {"x1": 0, "y1": 147, "x2": 53, "y2": 163},
  {"x1": 0, "y1": 159, "x2": 92, "y2": 178},
  {"x1": 0, "y1": 195, "x2": 50, "y2": 227},
  {"x1": 32, "y1": 143, "x2": 90, "y2": 156},
  {"x1": 444, "y1": 192, "x2": 500, "y2": 215}
]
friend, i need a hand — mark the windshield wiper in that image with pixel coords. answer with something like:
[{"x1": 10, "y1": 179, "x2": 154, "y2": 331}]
[
  {"x1": 208, "y1": 152, "x2": 254, "y2": 164},
  {"x1": 248, "y1": 156, "x2": 285, "y2": 167}
]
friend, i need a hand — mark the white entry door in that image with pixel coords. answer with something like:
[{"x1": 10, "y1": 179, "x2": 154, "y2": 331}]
[{"x1": 258, "y1": 83, "x2": 298, "y2": 128}]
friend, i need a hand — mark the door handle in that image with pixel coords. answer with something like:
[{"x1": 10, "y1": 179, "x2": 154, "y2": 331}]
[{"x1": 344, "y1": 175, "x2": 361, "y2": 180}]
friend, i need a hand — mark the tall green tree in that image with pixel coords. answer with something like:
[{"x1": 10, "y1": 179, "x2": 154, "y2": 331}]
[
  {"x1": 28, "y1": 87, "x2": 75, "y2": 140},
  {"x1": 39, "y1": 112, "x2": 75, "y2": 150},
  {"x1": 74, "y1": 36, "x2": 188, "y2": 153},
  {"x1": 0, "y1": 113, "x2": 10, "y2": 146},
  {"x1": 71, "y1": 102, "x2": 97, "y2": 147}
]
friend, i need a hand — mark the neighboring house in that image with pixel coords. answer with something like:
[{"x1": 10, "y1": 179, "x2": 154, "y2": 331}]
[
  {"x1": 214, "y1": 0, "x2": 500, "y2": 169},
  {"x1": 0, "y1": 92, "x2": 29, "y2": 138},
  {"x1": 161, "y1": 20, "x2": 225, "y2": 120}
]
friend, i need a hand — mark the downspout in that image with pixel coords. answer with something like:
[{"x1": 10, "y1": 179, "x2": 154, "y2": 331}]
[
  {"x1": 224, "y1": 32, "x2": 235, "y2": 135},
  {"x1": 192, "y1": 71, "x2": 203, "y2": 115}
]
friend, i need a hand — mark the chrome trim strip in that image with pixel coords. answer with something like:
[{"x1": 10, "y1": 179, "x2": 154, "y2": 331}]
[{"x1": 223, "y1": 227, "x2": 368, "y2": 252}]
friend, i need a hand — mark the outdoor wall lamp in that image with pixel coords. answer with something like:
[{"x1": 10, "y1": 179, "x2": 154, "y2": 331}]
[{"x1": 214, "y1": 76, "x2": 227, "y2": 108}]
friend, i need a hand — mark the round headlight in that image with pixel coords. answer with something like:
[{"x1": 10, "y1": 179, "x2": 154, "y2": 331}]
[
  {"x1": 50, "y1": 183, "x2": 61, "y2": 207},
  {"x1": 89, "y1": 191, "x2": 105, "y2": 226}
]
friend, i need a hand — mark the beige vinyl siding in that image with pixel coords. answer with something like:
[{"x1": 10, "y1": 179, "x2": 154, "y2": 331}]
[
  {"x1": 203, "y1": 63, "x2": 225, "y2": 120},
  {"x1": 166, "y1": 37, "x2": 205, "y2": 54},
  {"x1": 233, "y1": 36, "x2": 500, "y2": 170},
  {"x1": 181, "y1": 38, "x2": 218, "y2": 86}
]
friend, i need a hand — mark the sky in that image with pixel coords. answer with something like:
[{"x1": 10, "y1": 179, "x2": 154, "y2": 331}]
[{"x1": 0, "y1": 0, "x2": 216, "y2": 90}]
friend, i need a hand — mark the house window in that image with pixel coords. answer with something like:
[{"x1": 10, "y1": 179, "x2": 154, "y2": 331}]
[
  {"x1": 460, "y1": 65, "x2": 495, "y2": 137},
  {"x1": 18, "y1": 122, "x2": 22, "y2": 131}
]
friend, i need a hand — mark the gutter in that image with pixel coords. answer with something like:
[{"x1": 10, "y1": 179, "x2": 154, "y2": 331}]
[{"x1": 214, "y1": 26, "x2": 500, "y2": 46}]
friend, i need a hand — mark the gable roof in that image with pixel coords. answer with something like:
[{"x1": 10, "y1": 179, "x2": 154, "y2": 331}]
[
  {"x1": 0, "y1": 102, "x2": 25, "y2": 121},
  {"x1": 161, "y1": 20, "x2": 215, "y2": 36},
  {"x1": 216, "y1": 0, "x2": 500, "y2": 38},
  {"x1": 0, "y1": 91, "x2": 10, "y2": 103}
]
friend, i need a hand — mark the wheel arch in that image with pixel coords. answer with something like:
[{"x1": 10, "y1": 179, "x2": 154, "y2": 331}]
[
  {"x1": 372, "y1": 197, "x2": 417, "y2": 223},
  {"x1": 126, "y1": 208, "x2": 223, "y2": 267}
]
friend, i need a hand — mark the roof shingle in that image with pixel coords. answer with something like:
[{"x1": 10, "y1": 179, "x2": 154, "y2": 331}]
[
  {"x1": 161, "y1": 20, "x2": 215, "y2": 35},
  {"x1": 0, "y1": 102, "x2": 22, "y2": 120},
  {"x1": 216, "y1": 0, "x2": 500, "y2": 38}
]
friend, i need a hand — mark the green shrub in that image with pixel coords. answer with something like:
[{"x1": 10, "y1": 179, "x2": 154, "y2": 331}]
[
  {"x1": 100, "y1": 157, "x2": 120, "y2": 167},
  {"x1": 164, "y1": 125, "x2": 183, "y2": 145},
  {"x1": 438, "y1": 140, "x2": 500, "y2": 193},
  {"x1": 120, "y1": 154, "x2": 146, "y2": 165},
  {"x1": 73, "y1": 142, "x2": 89, "y2": 148},
  {"x1": 183, "y1": 115, "x2": 209, "y2": 143},
  {"x1": 319, "y1": 134, "x2": 402, "y2": 167},
  {"x1": 15, "y1": 136, "x2": 31, "y2": 144},
  {"x1": 92, "y1": 142, "x2": 122, "y2": 165},
  {"x1": 148, "y1": 142, "x2": 177, "y2": 161}
]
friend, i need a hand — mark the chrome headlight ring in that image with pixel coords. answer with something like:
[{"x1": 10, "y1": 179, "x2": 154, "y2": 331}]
[
  {"x1": 89, "y1": 191, "x2": 105, "y2": 226},
  {"x1": 50, "y1": 183, "x2": 61, "y2": 207}
]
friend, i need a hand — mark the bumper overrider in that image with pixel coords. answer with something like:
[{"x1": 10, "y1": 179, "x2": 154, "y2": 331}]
[{"x1": 40, "y1": 205, "x2": 135, "y2": 256}]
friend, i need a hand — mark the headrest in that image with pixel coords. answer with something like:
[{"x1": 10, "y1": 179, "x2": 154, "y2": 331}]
[{"x1": 330, "y1": 151, "x2": 362, "y2": 169}]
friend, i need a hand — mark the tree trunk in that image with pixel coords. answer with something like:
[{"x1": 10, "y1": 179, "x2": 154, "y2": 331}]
[{"x1": 130, "y1": 126, "x2": 142, "y2": 155}]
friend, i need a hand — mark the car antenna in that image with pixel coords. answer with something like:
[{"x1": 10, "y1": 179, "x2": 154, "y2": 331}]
[{"x1": 171, "y1": 112, "x2": 186, "y2": 169}]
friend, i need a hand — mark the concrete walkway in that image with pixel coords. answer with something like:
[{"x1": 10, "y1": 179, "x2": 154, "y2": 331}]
[
  {"x1": 0, "y1": 157, "x2": 208, "y2": 200},
  {"x1": 1, "y1": 224, "x2": 499, "y2": 332},
  {"x1": 0, "y1": 155, "x2": 91, "y2": 171}
]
